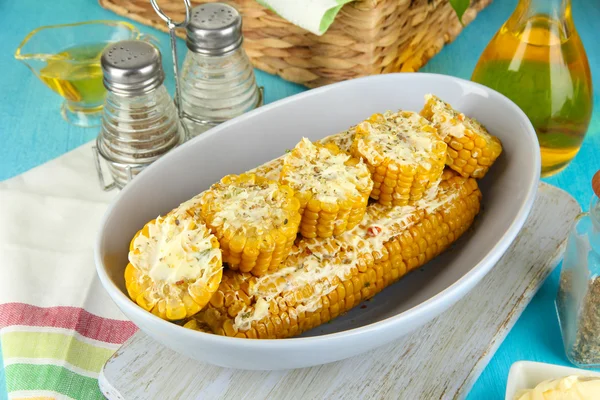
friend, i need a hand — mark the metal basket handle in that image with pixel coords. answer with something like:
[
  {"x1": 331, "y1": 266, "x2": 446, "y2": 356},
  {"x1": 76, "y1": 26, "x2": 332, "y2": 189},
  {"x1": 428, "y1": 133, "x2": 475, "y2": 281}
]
[
  {"x1": 92, "y1": 145, "x2": 117, "y2": 191},
  {"x1": 150, "y1": 0, "x2": 191, "y2": 140},
  {"x1": 92, "y1": 146, "x2": 145, "y2": 191}
]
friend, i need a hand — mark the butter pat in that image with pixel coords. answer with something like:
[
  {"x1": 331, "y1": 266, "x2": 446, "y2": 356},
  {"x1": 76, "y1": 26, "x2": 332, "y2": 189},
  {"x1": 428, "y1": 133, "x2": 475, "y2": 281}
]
[{"x1": 514, "y1": 375, "x2": 600, "y2": 400}]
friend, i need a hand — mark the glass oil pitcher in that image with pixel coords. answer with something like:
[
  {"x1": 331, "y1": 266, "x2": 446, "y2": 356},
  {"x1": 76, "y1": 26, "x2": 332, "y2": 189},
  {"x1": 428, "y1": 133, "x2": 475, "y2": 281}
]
[
  {"x1": 15, "y1": 21, "x2": 145, "y2": 128},
  {"x1": 472, "y1": 0, "x2": 592, "y2": 177}
]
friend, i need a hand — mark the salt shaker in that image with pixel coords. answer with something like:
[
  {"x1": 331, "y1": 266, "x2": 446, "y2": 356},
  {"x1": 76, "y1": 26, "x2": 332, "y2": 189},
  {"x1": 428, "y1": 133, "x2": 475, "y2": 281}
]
[
  {"x1": 556, "y1": 170, "x2": 600, "y2": 367},
  {"x1": 180, "y1": 3, "x2": 263, "y2": 137},
  {"x1": 93, "y1": 40, "x2": 185, "y2": 190}
]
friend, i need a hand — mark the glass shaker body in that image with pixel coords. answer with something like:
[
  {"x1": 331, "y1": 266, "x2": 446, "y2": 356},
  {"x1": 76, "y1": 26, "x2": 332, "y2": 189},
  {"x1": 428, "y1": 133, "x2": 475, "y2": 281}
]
[
  {"x1": 179, "y1": 47, "x2": 261, "y2": 137},
  {"x1": 97, "y1": 84, "x2": 184, "y2": 188},
  {"x1": 471, "y1": 0, "x2": 592, "y2": 177},
  {"x1": 179, "y1": 3, "x2": 262, "y2": 138},
  {"x1": 94, "y1": 40, "x2": 184, "y2": 190},
  {"x1": 556, "y1": 194, "x2": 600, "y2": 367}
]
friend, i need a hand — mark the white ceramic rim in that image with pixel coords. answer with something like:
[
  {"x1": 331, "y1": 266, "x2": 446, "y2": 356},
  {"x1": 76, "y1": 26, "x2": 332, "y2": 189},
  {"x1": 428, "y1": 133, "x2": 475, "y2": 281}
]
[{"x1": 95, "y1": 72, "x2": 541, "y2": 350}]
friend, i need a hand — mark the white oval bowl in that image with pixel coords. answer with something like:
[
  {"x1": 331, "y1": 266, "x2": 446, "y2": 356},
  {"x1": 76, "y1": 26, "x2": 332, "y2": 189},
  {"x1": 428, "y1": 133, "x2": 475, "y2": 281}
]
[{"x1": 95, "y1": 73, "x2": 540, "y2": 370}]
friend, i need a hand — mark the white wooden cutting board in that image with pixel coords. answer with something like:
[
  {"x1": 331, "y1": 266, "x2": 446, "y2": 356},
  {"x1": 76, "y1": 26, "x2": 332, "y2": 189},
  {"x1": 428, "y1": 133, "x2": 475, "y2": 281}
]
[{"x1": 99, "y1": 183, "x2": 580, "y2": 400}]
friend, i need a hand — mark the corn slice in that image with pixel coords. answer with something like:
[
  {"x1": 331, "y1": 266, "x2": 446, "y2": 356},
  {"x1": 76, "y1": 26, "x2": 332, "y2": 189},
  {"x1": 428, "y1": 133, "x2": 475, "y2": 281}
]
[
  {"x1": 201, "y1": 173, "x2": 302, "y2": 276},
  {"x1": 125, "y1": 209, "x2": 223, "y2": 321},
  {"x1": 420, "y1": 94, "x2": 503, "y2": 179},
  {"x1": 280, "y1": 138, "x2": 373, "y2": 239},
  {"x1": 350, "y1": 111, "x2": 447, "y2": 207}
]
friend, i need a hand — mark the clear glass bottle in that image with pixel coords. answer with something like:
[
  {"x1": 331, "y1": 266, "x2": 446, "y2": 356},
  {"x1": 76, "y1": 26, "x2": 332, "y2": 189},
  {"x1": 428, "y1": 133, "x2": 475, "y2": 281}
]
[
  {"x1": 471, "y1": 0, "x2": 593, "y2": 177},
  {"x1": 179, "y1": 3, "x2": 262, "y2": 137},
  {"x1": 556, "y1": 171, "x2": 600, "y2": 368},
  {"x1": 94, "y1": 40, "x2": 185, "y2": 190}
]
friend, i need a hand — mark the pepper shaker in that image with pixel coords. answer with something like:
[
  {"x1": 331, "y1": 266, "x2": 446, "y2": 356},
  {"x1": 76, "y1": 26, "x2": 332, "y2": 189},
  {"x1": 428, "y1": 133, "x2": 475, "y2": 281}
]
[
  {"x1": 93, "y1": 40, "x2": 185, "y2": 190},
  {"x1": 179, "y1": 3, "x2": 263, "y2": 137},
  {"x1": 556, "y1": 170, "x2": 600, "y2": 367}
]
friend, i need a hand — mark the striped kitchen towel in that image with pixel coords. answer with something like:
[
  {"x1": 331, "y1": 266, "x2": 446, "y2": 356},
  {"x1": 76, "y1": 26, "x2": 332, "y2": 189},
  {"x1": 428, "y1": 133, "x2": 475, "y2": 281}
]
[{"x1": 0, "y1": 142, "x2": 136, "y2": 399}]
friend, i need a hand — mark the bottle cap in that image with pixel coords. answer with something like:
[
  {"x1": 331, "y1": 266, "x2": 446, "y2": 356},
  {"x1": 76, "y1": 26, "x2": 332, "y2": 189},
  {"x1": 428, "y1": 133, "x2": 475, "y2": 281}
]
[
  {"x1": 101, "y1": 40, "x2": 165, "y2": 96},
  {"x1": 592, "y1": 170, "x2": 600, "y2": 198},
  {"x1": 186, "y1": 3, "x2": 243, "y2": 56}
]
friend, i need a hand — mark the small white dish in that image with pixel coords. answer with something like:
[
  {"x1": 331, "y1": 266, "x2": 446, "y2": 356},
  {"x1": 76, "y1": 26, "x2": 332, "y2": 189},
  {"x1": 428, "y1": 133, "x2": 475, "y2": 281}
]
[{"x1": 505, "y1": 361, "x2": 600, "y2": 400}]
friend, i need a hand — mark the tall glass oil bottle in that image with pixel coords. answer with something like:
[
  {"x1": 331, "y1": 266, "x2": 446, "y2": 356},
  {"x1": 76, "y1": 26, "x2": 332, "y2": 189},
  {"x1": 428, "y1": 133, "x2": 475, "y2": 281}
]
[{"x1": 471, "y1": 0, "x2": 592, "y2": 177}]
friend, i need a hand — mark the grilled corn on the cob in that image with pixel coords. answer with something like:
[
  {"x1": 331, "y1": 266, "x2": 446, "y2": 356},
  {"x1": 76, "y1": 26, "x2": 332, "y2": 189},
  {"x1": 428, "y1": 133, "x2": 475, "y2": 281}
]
[
  {"x1": 280, "y1": 138, "x2": 373, "y2": 239},
  {"x1": 125, "y1": 96, "x2": 501, "y2": 335},
  {"x1": 184, "y1": 172, "x2": 481, "y2": 338},
  {"x1": 350, "y1": 111, "x2": 447, "y2": 207},
  {"x1": 420, "y1": 94, "x2": 503, "y2": 179},
  {"x1": 126, "y1": 209, "x2": 223, "y2": 321},
  {"x1": 201, "y1": 173, "x2": 302, "y2": 276}
]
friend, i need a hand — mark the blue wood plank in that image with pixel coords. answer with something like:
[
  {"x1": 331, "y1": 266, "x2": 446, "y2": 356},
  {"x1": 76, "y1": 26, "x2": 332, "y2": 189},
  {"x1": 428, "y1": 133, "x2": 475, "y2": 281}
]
[{"x1": 0, "y1": 0, "x2": 599, "y2": 398}]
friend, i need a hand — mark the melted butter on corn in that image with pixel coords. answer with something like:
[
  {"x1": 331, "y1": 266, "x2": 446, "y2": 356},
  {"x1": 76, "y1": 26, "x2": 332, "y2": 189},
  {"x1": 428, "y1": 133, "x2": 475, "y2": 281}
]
[
  {"x1": 247, "y1": 131, "x2": 349, "y2": 180},
  {"x1": 423, "y1": 93, "x2": 497, "y2": 146},
  {"x1": 129, "y1": 215, "x2": 221, "y2": 285},
  {"x1": 282, "y1": 138, "x2": 371, "y2": 203},
  {"x1": 421, "y1": 94, "x2": 502, "y2": 179},
  {"x1": 321, "y1": 129, "x2": 356, "y2": 153},
  {"x1": 174, "y1": 194, "x2": 204, "y2": 217},
  {"x1": 355, "y1": 111, "x2": 440, "y2": 170},
  {"x1": 247, "y1": 156, "x2": 285, "y2": 182},
  {"x1": 210, "y1": 180, "x2": 289, "y2": 235},
  {"x1": 423, "y1": 94, "x2": 467, "y2": 139},
  {"x1": 232, "y1": 178, "x2": 459, "y2": 331},
  {"x1": 325, "y1": 129, "x2": 355, "y2": 152}
]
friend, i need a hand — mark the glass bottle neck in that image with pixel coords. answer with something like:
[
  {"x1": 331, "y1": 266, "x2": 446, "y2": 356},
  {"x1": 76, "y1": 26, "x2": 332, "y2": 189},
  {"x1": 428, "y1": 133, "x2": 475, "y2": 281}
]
[
  {"x1": 517, "y1": 0, "x2": 570, "y2": 19},
  {"x1": 507, "y1": 0, "x2": 574, "y2": 41}
]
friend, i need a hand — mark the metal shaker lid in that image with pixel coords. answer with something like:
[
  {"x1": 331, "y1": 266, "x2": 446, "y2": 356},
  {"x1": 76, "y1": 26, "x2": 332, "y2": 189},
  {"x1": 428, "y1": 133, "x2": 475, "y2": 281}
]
[
  {"x1": 101, "y1": 40, "x2": 164, "y2": 96},
  {"x1": 186, "y1": 3, "x2": 243, "y2": 55}
]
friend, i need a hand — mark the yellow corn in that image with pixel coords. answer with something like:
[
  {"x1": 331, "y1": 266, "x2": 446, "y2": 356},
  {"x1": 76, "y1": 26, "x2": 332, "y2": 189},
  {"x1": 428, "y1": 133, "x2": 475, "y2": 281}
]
[
  {"x1": 201, "y1": 173, "x2": 302, "y2": 276},
  {"x1": 350, "y1": 111, "x2": 447, "y2": 207},
  {"x1": 248, "y1": 157, "x2": 284, "y2": 182},
  {"x1": 184, "y1": 172, "x2": 481, "y2": 338},
  {"x1": 320, "y1": 128, "x2": 356, "y2": 153},
  {"x1": 420, "y1": 94, "x2": 503, "y2": 179},
  {"x1": 125, "y1": 210, "x2": 223, "y2": 321},
  {"x1": 280, "y1": 138, "x2": 373, "y2": 239}
]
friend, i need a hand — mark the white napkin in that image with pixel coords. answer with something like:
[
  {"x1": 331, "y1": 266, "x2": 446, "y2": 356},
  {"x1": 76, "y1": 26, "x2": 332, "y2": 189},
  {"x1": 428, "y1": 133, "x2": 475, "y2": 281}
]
[
  {"x1": 0, "y1": 142, "x2": 120, "y2": 316},
  {"x1": 256, "y1": 0, "x2": 353, "y2": 35}
]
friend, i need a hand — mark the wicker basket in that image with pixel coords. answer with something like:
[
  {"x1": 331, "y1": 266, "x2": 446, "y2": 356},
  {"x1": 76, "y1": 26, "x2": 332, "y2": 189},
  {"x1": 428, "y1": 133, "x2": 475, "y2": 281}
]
[{"x1": 99, "y1": 0, "x2": 492, "y2": 88}]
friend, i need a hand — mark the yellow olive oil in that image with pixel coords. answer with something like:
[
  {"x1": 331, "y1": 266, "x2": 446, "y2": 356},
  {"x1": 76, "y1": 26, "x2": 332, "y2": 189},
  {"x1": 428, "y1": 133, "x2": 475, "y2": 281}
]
[
  {"x1": 472, "y1": 15, "x2": 592, "y2": 177},
  {"x1": 39, "y1": 42, "x2": 108, "y2": 110}
]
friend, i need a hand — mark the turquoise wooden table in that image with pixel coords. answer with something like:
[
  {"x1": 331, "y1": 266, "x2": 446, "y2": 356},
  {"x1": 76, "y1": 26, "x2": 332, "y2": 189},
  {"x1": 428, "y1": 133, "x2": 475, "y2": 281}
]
[{"x1": 0, "y1": 0, "x2": 598, "y2": 398}]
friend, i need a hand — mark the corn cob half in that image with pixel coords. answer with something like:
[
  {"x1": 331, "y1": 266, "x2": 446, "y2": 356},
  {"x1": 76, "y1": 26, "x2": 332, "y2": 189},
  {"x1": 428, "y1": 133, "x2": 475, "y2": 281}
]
[
  {"x1": 280, "y1": 138, "x2": 373, "y2": 239},
  {"x1": 184, "y1": 172, "x2": 481, "y2": 338},
  {"x1": 350, "y1": 111, "x2": 447, "y2": 207},
  {"x1": 420, "y1": 94, "x2": 503, "y2": 179},
  {"x1": 126, "y1": 209, "x2": 223, "y2": 321},
  {"x1": 201, "y1": 173, "x2": 302, "y2": 276}
]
